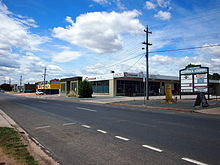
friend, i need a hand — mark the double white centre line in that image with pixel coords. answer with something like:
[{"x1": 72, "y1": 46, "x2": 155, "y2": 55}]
[{"x1": 76, "y1": 107, "x2": 97, "y2": 112}]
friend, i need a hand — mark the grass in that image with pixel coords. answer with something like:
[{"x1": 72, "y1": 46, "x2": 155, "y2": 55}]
[{"x1": 0, "y1": 127, "x2": 39, "y2": 165}]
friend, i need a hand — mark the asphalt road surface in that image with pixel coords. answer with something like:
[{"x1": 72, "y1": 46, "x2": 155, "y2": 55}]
[{"x1": 0, "y1": 93, "x2": 220, "y2": 165}]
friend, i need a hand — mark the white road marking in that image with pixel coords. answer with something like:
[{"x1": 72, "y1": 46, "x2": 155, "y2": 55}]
[
  {"x1": 35, "y1": 125, "x2": 51, "y2": 130},
  {"x1": 39, "y1": 101, "x2": 47, "y2": 103},
  {"x1": 81, "y1": 125, "x2": 91, "y2": 128},
  {"x1": 115, "y1": 136, "x2": 130, "y2": 141},
  {"x1": 63, "y1": 123, "x2": 76, "y2": 126},
  {"x1": 182, "y1": 157, "x2": 209, "y2": 165},
  {"x1": 97, "y1": 129, "x2": 107, "y2": 134},
  {"x1": 142, "y1": 145, "x2": 163, "y2": 152},
  {"x1": 76, "y1": 107, "x2": 97, "y2": 112}
]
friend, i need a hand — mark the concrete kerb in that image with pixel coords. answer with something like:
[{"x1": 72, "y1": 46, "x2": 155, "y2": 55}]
[
  {"x1": 0, "y1": 109, "x2": 59, "y2": 165},
  {"x1": 11, "y1": 93, "x2": 219, "y2": 114},
  {"x1": 108, "y1": 102, "x2": 195, "y2": 113}
]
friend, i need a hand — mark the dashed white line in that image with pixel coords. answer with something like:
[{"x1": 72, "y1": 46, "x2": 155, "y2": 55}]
[
  {"x1": 182, "y1": 157, "x2": 209, "y2": 165},
  {"x1": 35, "y1": 125, "x2": 51, "y2": 130},
  {"x1": 142, "y1": 145, "x2": 163, "y2": 152},
  {"x1": 81, "y1": 125, "x2": 91, "y2": 128},
  {"x1": 63, "y1": 123, "x2": 75, "y2": 126},
  {"x1": 39, "y1": 101, "x2": 47, "y2": 103},
  {"x1": 115, "y1": 136, "x2": 130, "y2": 141},
  {"x1": 97, "y1": 129, "x2": 107, "y2": 134},
  {"x1": 76, "y1": 107, "x2": 97, "y2": 112}
]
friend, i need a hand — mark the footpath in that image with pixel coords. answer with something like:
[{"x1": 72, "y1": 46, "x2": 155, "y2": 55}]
[{"x1": 13, "y1": 93, "x2": 220, "y2": 115}]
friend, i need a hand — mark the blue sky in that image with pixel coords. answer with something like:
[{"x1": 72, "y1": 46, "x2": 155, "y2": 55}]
[{"x1": 0, "y1": 0, "x2": 220, "y2": 84}]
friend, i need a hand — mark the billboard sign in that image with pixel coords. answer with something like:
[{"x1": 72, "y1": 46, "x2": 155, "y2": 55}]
[{"x1": 180, "y1": 65, "x2": 209, "y2": 94}]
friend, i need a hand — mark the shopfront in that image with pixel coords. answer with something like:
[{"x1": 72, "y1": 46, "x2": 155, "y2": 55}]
[{"x1": 85, "y1": 72, "x2": 179, "y2": 97}]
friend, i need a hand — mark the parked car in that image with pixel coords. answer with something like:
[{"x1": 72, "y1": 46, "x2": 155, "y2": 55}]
[
  {"x1": 36, "y1": 91, "x2": 44, "y2": 95},
  {"x1": 0, "y1": 89, "x2": 5, "y2": 93}
]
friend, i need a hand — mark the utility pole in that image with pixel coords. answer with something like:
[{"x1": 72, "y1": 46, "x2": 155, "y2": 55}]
[
  {"x1": 20, "y1": 75, "x2": 22, "y2": 86},
  {"x1": 142, "y1": 25, "x2": 152, "y2": 101},
  {"x1": 43, "y1": 67, "x2": 47, "y2": 94},
  {"x1": 19, "y1": 75, "x2": 22, "y2": 92},
  {"x1": 9, "y1": 78, "x2": 11, "y2": 85}
]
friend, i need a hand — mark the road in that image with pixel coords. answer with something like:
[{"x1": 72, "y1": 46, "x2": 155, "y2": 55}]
[{"x1": 0, "y1": 93, "x2": 220, "y2": 165}]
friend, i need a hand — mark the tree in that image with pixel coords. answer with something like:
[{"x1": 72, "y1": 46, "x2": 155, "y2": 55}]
[
  {"x1": 187, "y1": 63, "x2": 197, "y2": 67},
  {"x1": 0, "y1": 84, "x2": 12, "y2": 91},
  {"x1": 78, "y1": 80, "x2": 93, "y2": 98},
  {"x1": 209, "y1": 73, "x2": 220, "y2": 80}
]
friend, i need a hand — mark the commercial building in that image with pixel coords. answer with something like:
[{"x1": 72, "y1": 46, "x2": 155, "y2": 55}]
[
  {"x1": 60, "y1": 77, "x2": 82, "y2": 96},
  {"x1": 59, "y1": 72, "x2": 220, "y2": 97},
  {"x1": 36, "y1": 79, "x2": 60, "y2": 94},
  {"x1": 24, "y1": 83, "x2": 36, "y2": 93},
  {"x1": 85, "y1": 72, "x2": 180, "y2": 97}
]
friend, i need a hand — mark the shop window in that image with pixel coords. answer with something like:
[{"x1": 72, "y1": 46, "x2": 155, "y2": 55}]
[
  {"x1": 71, "y1": 82, "x2": 77, "y2": 92},
  {"x1": 61, "y1": 83, "x2": 65, "y2": 93},
  {"x1": 92, "y1": 81, "x2": 109, "y2": 93}
]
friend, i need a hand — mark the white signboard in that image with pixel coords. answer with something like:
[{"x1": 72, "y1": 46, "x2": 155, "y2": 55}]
[
  {"x1": 181, "y1": 75, "x2": 193, "y2": 92},
  {"x1": 194, "y1": 74, "x2": 208, "y2": 92},
  {"x1": 181, "y1": 67, "x2": 208, "y2": 75}
]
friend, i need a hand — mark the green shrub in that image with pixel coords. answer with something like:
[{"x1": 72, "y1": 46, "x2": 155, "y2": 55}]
[
  {"x1": 67, "y1": 90, "x2": 77, "y2": 97},
  {"x1": 78, "y1": 80, "x2": 93, "y2": 98}
]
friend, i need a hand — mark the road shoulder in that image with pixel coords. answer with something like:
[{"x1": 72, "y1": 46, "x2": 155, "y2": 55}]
[{"x1": 0, "y1": 109, "x2": 59, "y2": 165}]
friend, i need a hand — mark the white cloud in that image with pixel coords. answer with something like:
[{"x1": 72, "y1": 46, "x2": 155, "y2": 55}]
[
  {"x1": 83, "y1": 63, "x2": 106, "y2": 75},
  {"x1": 145, "y1": 1, "x2": 156, "y2": 10},
  {"x1": 154, "y1": 10, "x2": 171, "y2": 20},
  {"x1": 65, "y1": 16, "x2": 74, "y2": 25},
  {"x1": 0, "y1": 1, "x2": 48, "y2": 53},
  {"x1": 156, "y1": 0, "x2": 170, "y2": 8},
  {"x1": 115, "y1": 0, "x2": 126, "y2": 10},
  {"x1": 0, "y1": 1, "x2": 52, "y2": 84},
  {"x1": 200, "y1": 44, "x2": 220, "y2": 57},
  {"x1": 52, "y1": 51, "x2": 82, "y2": 63},
  {"x1": 91, "y1": 0, "x2": 108, "y2": 4},
  {"x1": 52, "y1": 10, "x2": 144, "y2": 54}
]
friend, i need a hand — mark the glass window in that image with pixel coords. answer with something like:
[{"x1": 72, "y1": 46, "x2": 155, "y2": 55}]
[
  {"x1": 92, "y1": 81, "x2": 109, "y2": 93},
  {"x1": 61, "y1": 83, "x2": 65, "y2": 93},
  {"x1": 71, "y1": 82, "x2": 77, "y2": 92}
]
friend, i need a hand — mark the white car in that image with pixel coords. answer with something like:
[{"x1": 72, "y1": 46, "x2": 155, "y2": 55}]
[{"x1": 36, "y1": 91, "x2": 44, "y2": 95}]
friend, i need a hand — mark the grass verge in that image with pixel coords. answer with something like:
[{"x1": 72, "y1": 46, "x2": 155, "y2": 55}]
[{"x1": 0, "y1": 127, "x2": 39, "y2": 165}]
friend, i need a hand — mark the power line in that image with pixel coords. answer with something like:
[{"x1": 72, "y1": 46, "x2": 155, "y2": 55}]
[
  {"x1": 127, "y1": 54, "x2": 145, "y2": 71},
  {"x1": 149, "y1": 44, "x2": 220, "y2": 54},
  {"x1": 95, "y1": 53, "x2": 145, "y2": 70}
]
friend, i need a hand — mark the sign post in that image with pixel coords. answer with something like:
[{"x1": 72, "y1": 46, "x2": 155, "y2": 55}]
[{"x1": 180, "y1": 65, "x2": 209, "y2": 101}]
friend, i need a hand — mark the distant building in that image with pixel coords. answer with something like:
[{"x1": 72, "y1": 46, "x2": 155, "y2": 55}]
[
  {"x1": 23, "y1": 83, "x2": 36, "y2": 93},
  {"x1": 36, "y1": 79, "x2": 61, "y2": 94}
]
